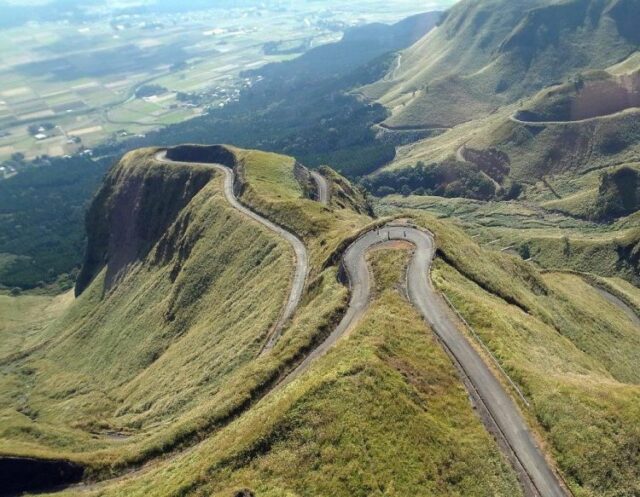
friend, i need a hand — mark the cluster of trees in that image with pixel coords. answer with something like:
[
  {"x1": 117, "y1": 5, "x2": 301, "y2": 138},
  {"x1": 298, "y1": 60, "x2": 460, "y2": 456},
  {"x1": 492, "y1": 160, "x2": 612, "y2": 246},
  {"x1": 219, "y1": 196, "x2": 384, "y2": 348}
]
[
  {"x1": 462, "y1": 147, "x2": 511, "y2": 183},
  {"x1": 135, "y1": 84, "x2": 167, "y2": 99},
  {"x1": 590, "y1": 166, "x2": 639, "y2": 221},
  {"x1": 0, "y1": 155, "x2": 110, "y2": 290},
  {"x1": 361, "y1": 160, "x2": 498, "y2": 200}
]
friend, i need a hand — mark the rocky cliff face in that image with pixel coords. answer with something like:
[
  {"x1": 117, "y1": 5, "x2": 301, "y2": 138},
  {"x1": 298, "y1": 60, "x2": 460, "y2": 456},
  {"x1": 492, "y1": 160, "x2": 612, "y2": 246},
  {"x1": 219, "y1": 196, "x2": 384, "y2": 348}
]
[{"x1": 75, "y1": 148, "x2": 215, "y2": 296}]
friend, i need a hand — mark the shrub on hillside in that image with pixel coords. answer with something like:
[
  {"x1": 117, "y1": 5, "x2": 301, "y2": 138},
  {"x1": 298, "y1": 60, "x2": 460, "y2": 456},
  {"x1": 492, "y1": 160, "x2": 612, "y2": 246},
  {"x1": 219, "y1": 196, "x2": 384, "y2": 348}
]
[
  {"x1": 589, "y1": 167, "x2": 639, "y2": 221},
  {"x1": 362, "y1": 160, "x2": 496, "y2": 200}
]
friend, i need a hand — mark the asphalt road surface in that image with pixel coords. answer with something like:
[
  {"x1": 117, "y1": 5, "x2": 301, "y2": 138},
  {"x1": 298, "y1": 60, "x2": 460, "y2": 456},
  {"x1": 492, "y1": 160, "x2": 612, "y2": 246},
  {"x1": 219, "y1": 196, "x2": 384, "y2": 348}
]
[
  {"x1": 156, "y1": 150, "x2": 309, "y2": 352},
  {"x1": 155, "y1": 152, "x2": 568, "y2": 497},
  {"x1": 309, "y1": 170, "x2": 329, "y2": 205},
  {"x1": 283, "y1": 224, "x2": 568, "y2": 497}
]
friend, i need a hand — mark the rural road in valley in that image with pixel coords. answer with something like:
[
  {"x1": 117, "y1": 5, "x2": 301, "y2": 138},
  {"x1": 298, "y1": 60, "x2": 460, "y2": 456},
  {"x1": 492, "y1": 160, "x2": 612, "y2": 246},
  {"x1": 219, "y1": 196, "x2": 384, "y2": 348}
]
[
  {"x1": 156, "y1": 150, "x2": 310, "y2": 352},
  {"x1": 154, "y1": 151, "x2": 569, "y2": 497}
]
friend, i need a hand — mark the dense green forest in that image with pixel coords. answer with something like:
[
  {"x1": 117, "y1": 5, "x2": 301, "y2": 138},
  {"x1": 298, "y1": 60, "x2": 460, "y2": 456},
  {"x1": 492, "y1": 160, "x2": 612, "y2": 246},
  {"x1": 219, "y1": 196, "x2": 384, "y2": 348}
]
[{"x1": 0, "y1": 156, "x2": 110, "y2": 291}]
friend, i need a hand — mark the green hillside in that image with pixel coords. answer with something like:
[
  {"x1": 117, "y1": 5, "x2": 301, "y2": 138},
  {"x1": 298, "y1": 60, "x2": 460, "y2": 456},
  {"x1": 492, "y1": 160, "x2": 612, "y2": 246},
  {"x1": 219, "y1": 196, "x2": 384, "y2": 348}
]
[
  {"x1": 364, "y1": 48, "x2": 640, "y2": 285},
  {"x1": 0, "y1": 145, "x2": 638, "y2": 497},
  {"x1": 2, "y1": 1, "x2": 640, "y2": 495},
  {"x1": 0, "y1": 147, "x2": 369, "y2": 474},
  {"x1": 361, "y1": 0, "x2": 640, "y2": 128}
]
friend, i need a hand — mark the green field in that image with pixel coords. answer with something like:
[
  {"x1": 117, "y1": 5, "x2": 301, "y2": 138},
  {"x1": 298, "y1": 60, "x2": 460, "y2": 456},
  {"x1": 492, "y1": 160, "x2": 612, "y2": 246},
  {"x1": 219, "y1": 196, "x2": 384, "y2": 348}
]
[{"x1": 0, "y1": 0, "x2": 454, "y2": 161}]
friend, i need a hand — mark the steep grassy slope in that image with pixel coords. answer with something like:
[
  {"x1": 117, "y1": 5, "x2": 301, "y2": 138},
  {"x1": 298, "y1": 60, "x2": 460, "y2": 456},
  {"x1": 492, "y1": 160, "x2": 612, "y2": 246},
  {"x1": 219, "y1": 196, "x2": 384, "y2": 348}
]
[
  {"x1": 361, "y1": 0, "x2": 640, "y2": 128},
  {"x1": 0, "y1": 147, "x2": 371, "y2": 475},
  {"x1": 3, "y1": 143, "x2": 639, "y2": 497},
  {"x1": 0, "y1": 152, "x2": 286, "y2": 468},
  {"x1": 46, "y1": 248, "x2": 523, "y2": 497},
  {"x1": 25, "y1": 203, "x2": 639, "y2": 497},
  {"x1": 0, "y1": 145, "x2": 530, "y2": 496},
  {"x1": 416, "y1": 214, "x2": 640, "y2": 497}
]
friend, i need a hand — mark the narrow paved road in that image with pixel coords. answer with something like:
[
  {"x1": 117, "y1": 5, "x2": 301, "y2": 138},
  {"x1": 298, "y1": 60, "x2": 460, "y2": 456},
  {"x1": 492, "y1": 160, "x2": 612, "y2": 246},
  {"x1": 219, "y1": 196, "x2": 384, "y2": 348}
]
[
  {"x1": 156, "y1": 150, "x2": 309, "y2": 352},
  {"x1": 593, "y1": 286, "x2": 640, "y2": 327},
  {"x1": 309, "y1": 170, "x2": 329, "y2": 205},
  {"x1": 509, "y1": 107, "x2": 640, "y2": 127},
  {"x1": 159, "y1": 149, "x2": 567, "y2": 497},
  {"x1": 283, "y1": 225, "x2": 568, "y2": 497},
  {"x1": 25, "y1": 151, "x2": 567, "y2": 496}
]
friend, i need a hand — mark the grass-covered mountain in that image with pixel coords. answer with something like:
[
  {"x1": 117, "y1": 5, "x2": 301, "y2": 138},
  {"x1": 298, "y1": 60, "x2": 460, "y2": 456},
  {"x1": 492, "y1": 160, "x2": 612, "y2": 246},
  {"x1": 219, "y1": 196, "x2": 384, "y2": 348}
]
[
  {"x1": 362, "y1": 37, "x2": 640, "y2": 285},
  {"x1": 1, "y1": 145, "x2": 639, "y2": 497},
  {"x1": 1, "y1": 2, "x2": 640, "y2": 496},
  {"x1": 0, "y1": 147, "x2": 370, "y2": 473},
  {"x1": 361, "y1": 0, "x2": 640, "y2": 128}
]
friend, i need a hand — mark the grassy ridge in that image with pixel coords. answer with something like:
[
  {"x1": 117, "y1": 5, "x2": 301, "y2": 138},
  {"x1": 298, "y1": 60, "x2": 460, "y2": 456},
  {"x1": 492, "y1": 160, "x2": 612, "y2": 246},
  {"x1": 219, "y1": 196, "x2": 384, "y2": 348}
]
[
  {"x1": 377, "y1": 53, "x2": 640, "y2": 216},
  {"x1": 3, "y1": 145, "x2": 639, "y2": 497},
  {"x1": 0, "y1": 147, "x2": 375, "y2": 475},
  {"x1": 47, "y1": 249, "x2": 522, "y2": 497},
  {"x1": 0, "y1": 167, "x2": 294, "y2": 468},
  {"x1": 361, "y1": 0, "x2": 639, "y2": 128},
  {"x1": 411, "y1": 213, "x2": 640, "y2": 497},
  {"x1": 234, "y1": 148, "x2": 373, "y2": 268}
]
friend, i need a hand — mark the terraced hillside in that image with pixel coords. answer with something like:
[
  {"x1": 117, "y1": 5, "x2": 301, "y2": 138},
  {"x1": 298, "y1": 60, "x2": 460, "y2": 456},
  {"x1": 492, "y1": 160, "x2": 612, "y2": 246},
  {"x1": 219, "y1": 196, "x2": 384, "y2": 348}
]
[{"x1": 1, "y1": 144, "x2": 639, "y2": 497}]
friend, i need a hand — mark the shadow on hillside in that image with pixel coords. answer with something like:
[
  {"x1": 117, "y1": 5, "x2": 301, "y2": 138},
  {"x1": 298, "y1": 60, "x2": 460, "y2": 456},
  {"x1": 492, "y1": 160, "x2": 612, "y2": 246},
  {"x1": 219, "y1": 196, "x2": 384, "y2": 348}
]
[
  {"x1": 0, "y1": 457, "x2": 84, "y2": 496},
  {"x1": 166, "y1": 145, "x2": 237, "y2": 167}
]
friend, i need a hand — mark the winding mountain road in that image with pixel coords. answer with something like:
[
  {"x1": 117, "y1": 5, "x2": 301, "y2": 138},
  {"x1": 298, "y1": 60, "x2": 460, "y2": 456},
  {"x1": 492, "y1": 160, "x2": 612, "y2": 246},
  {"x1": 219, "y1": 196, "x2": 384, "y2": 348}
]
[
  {"x1": 156, "y1": 150, "x2": 310, "y2": 353},
  {"x1": 157, "y1": 149, "x2": 567, "y2": 497},
  {"x1": 10, "y1": 150, "x2": 566, "y2": 497},
  {"x1": 509, "y1": 106, "x2": 640, "y2": 127},
  {"x1": 282, "y1": 225, "x2": 568, "y2": 497}
]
